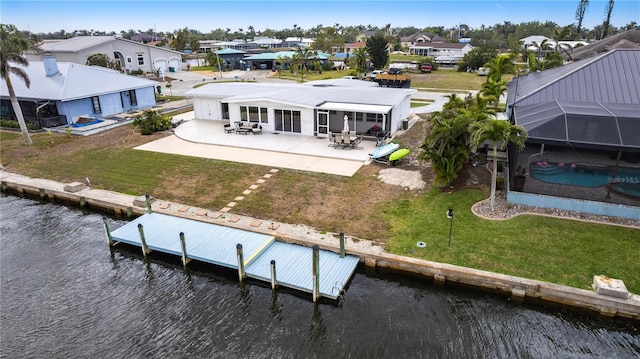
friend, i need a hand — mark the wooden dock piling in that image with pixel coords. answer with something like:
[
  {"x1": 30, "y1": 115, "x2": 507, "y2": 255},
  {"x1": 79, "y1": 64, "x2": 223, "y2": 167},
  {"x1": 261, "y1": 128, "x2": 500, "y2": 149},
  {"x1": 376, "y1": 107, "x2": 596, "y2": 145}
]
[
  {"x1": 270, "y1": 260, "x2": 277, "y2": 290},
  {"x1": 103, "y1": 217, "x2": 115, "y2": 246},
  {"x1": 137, "y1": 223, "x2": 150, "y2": 259},
  {"x1": 312, "y1": 245, "x2": 320, "y2": 302},
  {"x1": 236, "y1": 244, "x2": 245, "y2": 282},
  {"x1": 179, "y1": 232, "x2": 191, "y2": 268},
  {"x1": 145, "y1": 194, "x2": 152, "y2": 213}
]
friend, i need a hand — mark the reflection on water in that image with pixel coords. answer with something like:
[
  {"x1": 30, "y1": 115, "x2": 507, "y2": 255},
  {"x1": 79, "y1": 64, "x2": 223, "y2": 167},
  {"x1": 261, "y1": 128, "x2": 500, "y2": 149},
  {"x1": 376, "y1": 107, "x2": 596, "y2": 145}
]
[{"x1": 1, "y1": 194, "x2": 639, "y2": 358}]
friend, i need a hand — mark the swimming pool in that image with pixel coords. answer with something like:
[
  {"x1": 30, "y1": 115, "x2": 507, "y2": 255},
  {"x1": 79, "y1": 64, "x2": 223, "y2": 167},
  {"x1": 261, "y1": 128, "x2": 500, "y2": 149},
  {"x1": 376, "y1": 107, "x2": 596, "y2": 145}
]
[
  {"x1": 531, "y1": 162, "x2": 640, "y2": 198},
  {"x1": 71, "y1": 118, "x2": 103, "y2": 128}
]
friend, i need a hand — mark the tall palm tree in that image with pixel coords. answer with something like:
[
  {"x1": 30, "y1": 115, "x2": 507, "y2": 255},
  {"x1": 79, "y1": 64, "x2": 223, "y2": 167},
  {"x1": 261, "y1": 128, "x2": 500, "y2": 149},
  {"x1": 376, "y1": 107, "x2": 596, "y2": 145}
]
[
  {"x1": 602, "y1": 0, "x2": 615, "y2": 38},
  {"x1": 1, "y1": 24, "x2": 34, "y2": 145},
  {"x1": 575, "y1": 0, "x2": 589, "y2": 36},
  {"x1": 470, "y1": 119, "x2": 527, "y2": 212}
]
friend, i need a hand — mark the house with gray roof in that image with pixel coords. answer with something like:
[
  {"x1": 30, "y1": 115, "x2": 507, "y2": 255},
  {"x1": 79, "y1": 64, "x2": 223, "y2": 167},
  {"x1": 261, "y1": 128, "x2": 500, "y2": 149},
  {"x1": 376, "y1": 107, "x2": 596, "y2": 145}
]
[
  {"x1": 566, "y1": 29, "x2": 640, "y2": 61},
  {"x1": 0, "y1": 57, "x2": 158, "y2": 128},
  {"x1": 185, "y1": 81, "x2": 414, "y2": 138},
  {"x1": 505, "y1": 49, "x2": 640, "y2": 218},
  {"x1": 400, "y1": 32, "x2": 445, "y2": 48},
  {"x1": 26, "y1": 36, "x2": 183, "y2": 74}
]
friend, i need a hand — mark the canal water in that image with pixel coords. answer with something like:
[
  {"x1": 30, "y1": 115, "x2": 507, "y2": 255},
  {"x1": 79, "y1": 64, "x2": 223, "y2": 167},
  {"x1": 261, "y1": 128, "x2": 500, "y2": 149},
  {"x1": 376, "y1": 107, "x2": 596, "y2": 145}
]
[{"x1": 1, "y1": 194, "x2": 639, "y2": 358}]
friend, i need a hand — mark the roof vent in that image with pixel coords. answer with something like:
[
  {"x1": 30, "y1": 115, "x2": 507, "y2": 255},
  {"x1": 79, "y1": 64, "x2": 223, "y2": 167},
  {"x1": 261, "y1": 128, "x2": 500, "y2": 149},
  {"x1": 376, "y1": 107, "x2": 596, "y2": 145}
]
[{"x1": 42, "y1": 55, "x2": 59, "y2": 76}]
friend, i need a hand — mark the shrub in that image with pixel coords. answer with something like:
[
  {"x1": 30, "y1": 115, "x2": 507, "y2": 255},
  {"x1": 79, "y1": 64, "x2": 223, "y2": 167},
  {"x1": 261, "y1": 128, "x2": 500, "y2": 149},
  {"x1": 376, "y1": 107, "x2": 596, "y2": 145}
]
[
  {"x1": 129, "y1": 68, "x2": 144, "y2": 75},
  {"x1": 132, "y1": 110, "x2": 171, "y2": 135},
  {"x1": 0, "y1": 118, "x2": 40, "y2": 130}
]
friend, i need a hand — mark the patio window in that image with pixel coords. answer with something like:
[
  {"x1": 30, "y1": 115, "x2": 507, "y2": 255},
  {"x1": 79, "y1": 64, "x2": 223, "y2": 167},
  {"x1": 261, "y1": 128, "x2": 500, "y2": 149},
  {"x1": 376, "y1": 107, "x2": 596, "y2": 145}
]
[
  {"x1": 92, "y1": 96, "x2": 102, "y2": 114},
  {"x1": 366, "y1": 113, "x2": 383, "y2": 122},
  {"x1": 274, "y1": 109, "x2": 301, "y2": 133},
  {"x1": 221, "y1": 103, "x2": 229, "y2": 120}
]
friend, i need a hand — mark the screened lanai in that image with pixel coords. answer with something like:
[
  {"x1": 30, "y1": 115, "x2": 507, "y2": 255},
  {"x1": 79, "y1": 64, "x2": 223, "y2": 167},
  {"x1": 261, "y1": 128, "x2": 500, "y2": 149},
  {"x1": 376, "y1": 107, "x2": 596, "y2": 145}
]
[{"x1": 513, "y1": 100, "x2": 640, "y2": 151}]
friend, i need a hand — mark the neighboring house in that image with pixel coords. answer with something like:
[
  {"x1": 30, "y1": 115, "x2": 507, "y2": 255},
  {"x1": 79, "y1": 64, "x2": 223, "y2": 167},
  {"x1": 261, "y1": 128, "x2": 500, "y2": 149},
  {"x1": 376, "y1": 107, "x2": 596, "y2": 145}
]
[
  {"x1": 399, "y1": 32, "x2": 445, "y2": 48},
  {"x1": 520, "y1": 34, "x2": 588, "y2": 57},
  {"x1": 242, "y1": 51, "x2": 331, "y2": 71},
  {"x1": 344, "y1": 42, "x2": 366, "y2": 54},
  {"x1": 355, "y1": 30, "x2": 377, "y2": 43},
  {"x1": 199, "y1": 40, "x2": 220, "y2": 53},
  {"x1": 185, "y1": 81, "x2": 414, "y2": 138},
  {"x1": 409, "y1": 42, "x2": 473, "y2": 63},
  {"x1": 505, "y1": 49, "x2": 640, "y2": 218},
  {"x1": 567, "y1": 29, "x2": 640, "y2": 61},
  {"x1": 284, "y1": 37, "x2": 315, "y2": 47},
  {"x1": 0, "y1": 57, "x2": 158, "y2": 128},
  {"x1": 26, "y1": 36, "x2": 183, "y2": 74},
  {"x1": 215, "y1": 48, "x2": 248, "y2": 70},
  {"x1": 520, "y1": 35, "x2": 553, "y2": 50}
]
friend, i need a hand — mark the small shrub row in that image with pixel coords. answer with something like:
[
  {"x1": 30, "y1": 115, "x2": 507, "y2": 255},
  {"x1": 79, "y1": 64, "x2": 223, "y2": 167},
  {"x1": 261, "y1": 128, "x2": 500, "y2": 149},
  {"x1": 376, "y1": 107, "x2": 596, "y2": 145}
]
[{"x1": 0, "y1": 119, "x2": 41, "y2": 130}]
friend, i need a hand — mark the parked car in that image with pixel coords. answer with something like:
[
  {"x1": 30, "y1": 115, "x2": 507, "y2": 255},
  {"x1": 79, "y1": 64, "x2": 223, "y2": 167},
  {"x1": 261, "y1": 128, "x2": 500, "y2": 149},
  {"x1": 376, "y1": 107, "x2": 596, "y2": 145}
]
[
  {"x1": 420, "y1": 63, "x2": 432, "y2": 73},
  {"x1": 388, "y1": 67, "x2": 402, "y2": 75},
  {"x1": 477, "y1": 67, "x2": 489, "y2": 76}
]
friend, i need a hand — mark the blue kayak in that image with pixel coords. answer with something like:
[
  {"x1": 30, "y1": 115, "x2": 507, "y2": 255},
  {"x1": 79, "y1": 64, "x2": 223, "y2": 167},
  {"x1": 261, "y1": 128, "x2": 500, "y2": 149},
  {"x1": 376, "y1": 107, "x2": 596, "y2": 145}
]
[{"x1": 371, "y1": 143, "x2": 399, "y2": 159}]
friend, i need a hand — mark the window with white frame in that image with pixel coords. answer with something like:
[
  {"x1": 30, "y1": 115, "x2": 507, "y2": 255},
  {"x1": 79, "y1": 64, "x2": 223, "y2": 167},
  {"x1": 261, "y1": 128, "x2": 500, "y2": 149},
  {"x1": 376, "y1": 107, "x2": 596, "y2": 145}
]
[
  {"x1": 137, "y1": 53, "x2": 144, "y2": 66},
  {"x1": 240, "y1": 105, "x2": 268, "y2": 123}
]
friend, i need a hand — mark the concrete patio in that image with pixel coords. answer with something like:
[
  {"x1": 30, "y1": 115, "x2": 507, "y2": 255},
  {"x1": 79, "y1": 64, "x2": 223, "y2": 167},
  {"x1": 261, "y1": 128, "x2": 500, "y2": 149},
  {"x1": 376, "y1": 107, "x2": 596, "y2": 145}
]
[{"x1": 135, "y1": 115, "x2": 386, "y2": 177}]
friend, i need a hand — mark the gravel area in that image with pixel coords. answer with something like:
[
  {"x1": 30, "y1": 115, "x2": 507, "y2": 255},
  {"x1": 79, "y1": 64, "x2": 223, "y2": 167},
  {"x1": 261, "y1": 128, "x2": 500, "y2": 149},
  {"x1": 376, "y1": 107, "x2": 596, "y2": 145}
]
[
  {"x1": 377, "y1": 168, "x2": 639, "y2": 229},
  {"x1": 472, "y1": 191, "x2": 640, "y2": 228}
]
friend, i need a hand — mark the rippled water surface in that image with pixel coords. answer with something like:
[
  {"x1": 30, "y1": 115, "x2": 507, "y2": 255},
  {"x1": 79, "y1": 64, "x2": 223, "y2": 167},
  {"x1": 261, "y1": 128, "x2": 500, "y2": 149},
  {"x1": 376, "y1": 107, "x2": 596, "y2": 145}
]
[{"x1": 1, "y1": 195, "x2": 639, "y2": 358}]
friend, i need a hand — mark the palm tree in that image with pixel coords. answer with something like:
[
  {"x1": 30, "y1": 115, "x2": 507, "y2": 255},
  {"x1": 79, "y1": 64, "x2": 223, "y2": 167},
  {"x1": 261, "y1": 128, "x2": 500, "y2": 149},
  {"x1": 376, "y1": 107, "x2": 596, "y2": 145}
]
[
  {"x1": 485, "y1": 53, "x2": 516, "y2": 83},
  {"x1": 480, "y1": 79, "x2": 507, "y2": 111},
  {"x1": 552, "y1": 24, "x2": 574, "y2": 61},
  {"x1": 0, "y1": 24, "x2": 34, "y2": 145},
  {"x1": 602, "y1": 0, "x2": 615, "y2": 38},
  {"x1": 293, "y1": 46, "x2": 312, "y2": 82},
  {"x1": 575, "y1": 0, "x2": 589, "y2": 36},
  {"x1": 419, "y1": 110, "x2": 473, "y2": 187},
  {"x1": 352, "y1": 47, "x2": 368, "y2": 76},
  {"x1": 470, "y1": 119, "x2": 527, "y2": 212}
]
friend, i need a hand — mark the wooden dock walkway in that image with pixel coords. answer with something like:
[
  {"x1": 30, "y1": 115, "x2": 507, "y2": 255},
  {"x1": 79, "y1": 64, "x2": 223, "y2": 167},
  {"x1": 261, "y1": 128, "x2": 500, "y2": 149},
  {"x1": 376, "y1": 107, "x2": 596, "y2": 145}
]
[{"x1": 107, "y1": 212, "x2": 359, "y2": 300}]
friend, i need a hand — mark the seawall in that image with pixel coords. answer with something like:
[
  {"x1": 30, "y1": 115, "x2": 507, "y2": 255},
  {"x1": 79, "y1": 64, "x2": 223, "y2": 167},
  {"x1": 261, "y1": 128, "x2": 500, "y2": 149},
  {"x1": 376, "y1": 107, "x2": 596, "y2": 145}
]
[{"x1": 2, "y1": 170, "x2": 638, "y2": 321}]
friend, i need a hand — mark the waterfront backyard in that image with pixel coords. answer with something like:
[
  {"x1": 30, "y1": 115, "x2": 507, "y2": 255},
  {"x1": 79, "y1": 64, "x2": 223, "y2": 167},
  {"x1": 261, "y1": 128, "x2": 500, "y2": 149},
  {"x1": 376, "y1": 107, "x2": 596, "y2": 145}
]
[{"x1": 1, "y1": 119, "x2": 638, "y2": 294}]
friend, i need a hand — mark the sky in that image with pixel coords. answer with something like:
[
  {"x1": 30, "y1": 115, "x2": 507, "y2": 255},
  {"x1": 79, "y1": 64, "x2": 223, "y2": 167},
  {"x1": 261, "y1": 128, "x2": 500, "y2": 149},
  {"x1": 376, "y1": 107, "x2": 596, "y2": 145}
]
[{"x1": 1, "y1": 0, "x2": 638, "y2": 35}]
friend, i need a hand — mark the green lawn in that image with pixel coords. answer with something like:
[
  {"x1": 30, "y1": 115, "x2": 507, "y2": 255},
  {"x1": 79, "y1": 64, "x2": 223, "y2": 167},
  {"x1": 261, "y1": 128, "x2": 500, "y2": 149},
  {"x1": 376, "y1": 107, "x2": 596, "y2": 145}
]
[{"x1": 384, "y1": 188, "x2": 640, "y2": 293}]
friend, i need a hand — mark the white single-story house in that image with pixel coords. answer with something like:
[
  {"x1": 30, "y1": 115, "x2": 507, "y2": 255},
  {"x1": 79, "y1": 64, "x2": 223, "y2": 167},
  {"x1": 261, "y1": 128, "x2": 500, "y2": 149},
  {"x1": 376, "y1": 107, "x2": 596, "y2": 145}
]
[
  {"x1": 409, "y1": 43, "x2": 473, "y2": 64},
  {"x1": 27, "y1": 36, "x2": 184, "y2": 74},
  {"x1": 0, "y1": 57, "x2": 158, "y2": 128},
  {"x1": 185, "y1": 81, "x2": 415, "y2": 137}
]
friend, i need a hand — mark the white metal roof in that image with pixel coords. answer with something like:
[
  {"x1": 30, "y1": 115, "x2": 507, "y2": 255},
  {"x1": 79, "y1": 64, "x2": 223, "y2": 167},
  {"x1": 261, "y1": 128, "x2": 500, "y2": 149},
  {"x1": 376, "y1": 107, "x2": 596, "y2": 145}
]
[
  {"x1": 186, "y1": 82, "x2": 415, "y2": 110},
  {"x1": 37, "y1": 36, "x2": 182, "y2": 56},
  {"x1": 1, "y1": 61, "x2": 158, "y2": 101},
  {"x1": 39, "y1": 36, "x2": 116, "y2": 52}
]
